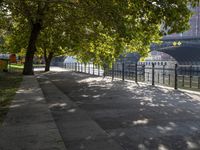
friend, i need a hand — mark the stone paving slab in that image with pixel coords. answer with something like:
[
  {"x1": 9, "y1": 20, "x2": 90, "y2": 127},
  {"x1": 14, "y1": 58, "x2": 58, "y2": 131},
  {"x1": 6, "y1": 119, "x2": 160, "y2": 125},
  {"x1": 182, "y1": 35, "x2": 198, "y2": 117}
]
[{"x1": 0, "y1": 76, "x2": 66, "y2": 150}]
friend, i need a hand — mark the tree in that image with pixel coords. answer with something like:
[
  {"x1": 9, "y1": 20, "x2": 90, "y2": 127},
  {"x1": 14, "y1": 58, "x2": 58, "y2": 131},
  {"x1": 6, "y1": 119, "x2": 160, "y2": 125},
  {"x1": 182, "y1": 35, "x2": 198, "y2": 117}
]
[
  {"x1": 37, "y1": 26, "x2": 68, "y2": 72},
  {"x1": 0, "y1": 0, "x2": 199, "y2": 75}
]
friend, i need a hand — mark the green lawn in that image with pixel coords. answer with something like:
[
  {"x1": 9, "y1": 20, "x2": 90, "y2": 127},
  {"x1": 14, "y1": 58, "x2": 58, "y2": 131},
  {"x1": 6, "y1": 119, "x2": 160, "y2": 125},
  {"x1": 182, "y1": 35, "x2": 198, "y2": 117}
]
[
  {"x1": 9, "y1": 64, "x2": 45, "y2": 72},
  {"x1": 9, "y1": 64, "x2": 24, "y2": 73},
  {"x1": 10, "y1": 64, "x2": 24, "y2": 69},
  {"x1": 0, "y1": 72, "x2": 22, "y2": 125}
]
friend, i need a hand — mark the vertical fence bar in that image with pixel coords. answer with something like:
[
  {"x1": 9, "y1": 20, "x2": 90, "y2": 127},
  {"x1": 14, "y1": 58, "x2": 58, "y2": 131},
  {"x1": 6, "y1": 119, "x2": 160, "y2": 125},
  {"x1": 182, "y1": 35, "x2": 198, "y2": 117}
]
[
  {"x1": 135, "y1": 63, "x2": 138, "y2": 83},
  {"x1": 174, "y1": 64, "x2": 178, "y2": 90},
  {"x1": 116, "y1": 63, "x2": 119, "y2": 77},
  {"x1": 163, "y1": 65, "x2": 165, "y2": 84},
  {"x1": 143, "y1": 65, "x2": 145, "y2": 82},
  {"x1": 93, "y1": 63, "x2": 95, "y2": 75},
  {"x1": 122, "y1": 62, "x2": 125, "y2": 81},
  {"x1": 112, "y1": 63, "x2": 114, "y2": 81},
  {"x1": 98, "y1": 65, "x2": 100, "y2": 76},
  {"x1": 198, "y1": 77, "x2": 200, "y2": 89},
  {"x1": 168, "y1": 74, "x2": 171, "y2": 85},
  {"x1": 152, "y1": 63, "x2": 155, "y2": 86},
  {"x1": 75, "y1": 63, "x2": 77, "y2": 72},
  {"x1": 189, "y1": 66, "x2": 192, "y2": 88},
  {"x1": 103, "y1": 65, "x2": 106, "y2": 77},
  {"x1": 88, "y1": 63, "x2": 90, "y2": 74},
  {"x1": 182, "y1": 75, "x2": 184, "y2": 87}
]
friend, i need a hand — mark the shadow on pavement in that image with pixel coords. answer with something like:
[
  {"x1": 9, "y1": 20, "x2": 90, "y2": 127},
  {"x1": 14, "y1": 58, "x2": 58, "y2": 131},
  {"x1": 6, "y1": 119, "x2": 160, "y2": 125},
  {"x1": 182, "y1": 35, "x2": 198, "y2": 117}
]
[{"x1": 42, "y1": 71, "x2": 200, "y2": 150}]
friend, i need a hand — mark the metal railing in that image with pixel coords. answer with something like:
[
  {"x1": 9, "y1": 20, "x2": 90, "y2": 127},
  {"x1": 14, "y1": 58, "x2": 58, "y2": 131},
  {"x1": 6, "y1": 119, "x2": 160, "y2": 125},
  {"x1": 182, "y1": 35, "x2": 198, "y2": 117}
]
[{"x1": 64, "y1": 62, "x2": 200, "y2": 91}]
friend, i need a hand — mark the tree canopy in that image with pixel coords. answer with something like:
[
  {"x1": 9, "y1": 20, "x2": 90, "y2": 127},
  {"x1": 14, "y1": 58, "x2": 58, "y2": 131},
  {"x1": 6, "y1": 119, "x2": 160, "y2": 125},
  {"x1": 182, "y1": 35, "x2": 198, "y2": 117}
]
[{"x1": 0, "y1": 0, "x2": 199, "y2": 74}]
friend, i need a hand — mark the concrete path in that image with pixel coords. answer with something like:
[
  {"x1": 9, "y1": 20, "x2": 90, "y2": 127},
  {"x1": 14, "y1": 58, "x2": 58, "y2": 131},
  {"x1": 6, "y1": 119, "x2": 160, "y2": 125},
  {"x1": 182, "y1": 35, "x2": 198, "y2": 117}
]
[
  {"x1": 37, "y1": 74, "x2": 124, "y2": 150},
  {"x1": 0, "y1": 76, "x2": 66, "y2": 150},
  {"x1": 42, "y1": 70, "x2": 200, "y2": 150}
]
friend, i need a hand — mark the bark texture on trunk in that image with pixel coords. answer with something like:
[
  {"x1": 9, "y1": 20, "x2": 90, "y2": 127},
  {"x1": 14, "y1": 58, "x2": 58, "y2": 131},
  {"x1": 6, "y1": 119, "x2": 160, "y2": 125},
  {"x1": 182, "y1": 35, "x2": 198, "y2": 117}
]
[
  {"x1": 23, "y1": 23, "x2": 41, "y2": 75},
  {"x1": 44, "y1": 51, "x2": 53, "y2": 72}
]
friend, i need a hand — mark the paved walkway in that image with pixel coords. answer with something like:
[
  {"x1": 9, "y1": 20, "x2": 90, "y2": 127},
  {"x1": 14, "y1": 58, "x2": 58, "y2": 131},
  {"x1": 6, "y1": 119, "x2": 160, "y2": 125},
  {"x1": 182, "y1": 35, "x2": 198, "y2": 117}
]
[
  {"x1": 41, "y1": 70, "x2": 200, "y2": 150},
  {"x1": 37, "y1": 74, "x2": 124, "y2": 150},
  {"x1": 0, "y1": 76, "x2": 66, "y2": 150},
  {"x1": 1, "y1": 68, "x2": 200, "y2": 150}
]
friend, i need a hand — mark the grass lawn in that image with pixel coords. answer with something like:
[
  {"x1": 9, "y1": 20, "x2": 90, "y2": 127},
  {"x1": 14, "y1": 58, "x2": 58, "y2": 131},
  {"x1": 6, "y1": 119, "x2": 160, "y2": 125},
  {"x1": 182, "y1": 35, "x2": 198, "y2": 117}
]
[
  {"x1": 9, "y1": 64, "x2": 24, "y2": 73},
  {"x1": 0, "y1": 72, "x2": 22, "y2": 125},
  {"x1": 9, "y1": 64, "x2": 45, "y2": 72}
]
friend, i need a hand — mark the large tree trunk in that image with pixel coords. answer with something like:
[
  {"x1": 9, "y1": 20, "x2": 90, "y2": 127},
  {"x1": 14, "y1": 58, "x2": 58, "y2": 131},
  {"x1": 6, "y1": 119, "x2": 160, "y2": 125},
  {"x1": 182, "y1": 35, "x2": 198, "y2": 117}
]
[
  {"x1": 44, "y1": 51, "x2": 53, "y2": 72},
  {"x1": 23, "y1": 23, "x2": 42, "y2": 75}
]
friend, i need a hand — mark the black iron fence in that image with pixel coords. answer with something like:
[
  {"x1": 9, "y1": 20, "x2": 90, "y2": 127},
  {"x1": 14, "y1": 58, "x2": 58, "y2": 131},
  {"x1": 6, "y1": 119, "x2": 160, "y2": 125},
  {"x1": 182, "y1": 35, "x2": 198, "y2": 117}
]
[{"x1": 64, "y1": 62, "x2": 200, "y2": 91}]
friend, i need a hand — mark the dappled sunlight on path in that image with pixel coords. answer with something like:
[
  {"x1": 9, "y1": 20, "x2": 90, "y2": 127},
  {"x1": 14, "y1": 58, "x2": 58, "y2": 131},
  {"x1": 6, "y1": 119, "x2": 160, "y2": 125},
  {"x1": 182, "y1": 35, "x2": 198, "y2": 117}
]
[{"x1": 44, "y1": 71, "x2": 200, "y2": 150}]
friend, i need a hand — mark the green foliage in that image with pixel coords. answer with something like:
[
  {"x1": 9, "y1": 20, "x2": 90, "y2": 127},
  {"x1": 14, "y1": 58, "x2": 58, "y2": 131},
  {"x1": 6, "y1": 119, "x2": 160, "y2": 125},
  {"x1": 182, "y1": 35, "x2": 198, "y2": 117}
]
[{"x1": 0, "y1": 0, "x2": 199, "y2": 68}]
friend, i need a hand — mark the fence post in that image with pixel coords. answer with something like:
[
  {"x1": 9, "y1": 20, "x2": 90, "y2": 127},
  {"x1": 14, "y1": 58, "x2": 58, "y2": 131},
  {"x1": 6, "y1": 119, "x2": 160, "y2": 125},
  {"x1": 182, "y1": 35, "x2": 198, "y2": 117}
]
[
  {"x1": 174, "y1": 64, "x2": 178, "y2": 90},
  {"x1": 198, "y1": 77, "x2": 200, "y2": 89},
  {"x1": 75, "y1": 63, "x2": 77, "y2": 72},
  {"x1": 88, "y1": 63, "x2": 90, "y2": 74},
  {"x1": 78, "y1": 63, "x2": 80, "y2": 72},
  {"x1": 117, "y1": 64, "x2": 119, "y2": 77},
  {"x1": 163, "y1": 65, "x2": 165, "y2": 84},
  {"x1": 152, "y1": 63, "x2": 155, "y2": 86},
  {"x1": 135, "y1": 63, "x2": 138, "y2": 83},
  {"x1": 84, "y1": 63, "x2": 86, "y2": 73},
  {"x1": 103, "y1": 65, "x2": 106, "y2": 77},
  {"x1": 189, "y1": 65, "x2": 192, "y2": 88},
  {"x1": 122, "y1": 62, "x2": 125, "y2": 81},
  {"x1": 182, "y1": 75, "x2": 184, "y2": 87},
  {"x1": 143, "y1": 65, "x2": 145, "y2": 82},
  {"x1": 112, "y1": 63, "x2": 114, "y2": 81},
  {"x1": 98, "y1": 65, "x2": 100, "y2": 76},
  {"x1": 93, "y1": 63, "x2": 95, "y2": 75}
]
